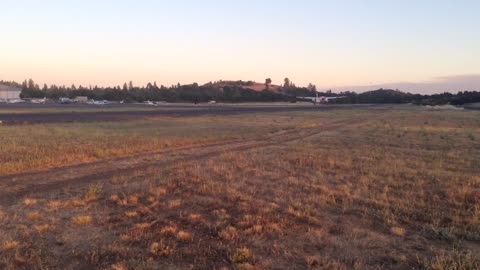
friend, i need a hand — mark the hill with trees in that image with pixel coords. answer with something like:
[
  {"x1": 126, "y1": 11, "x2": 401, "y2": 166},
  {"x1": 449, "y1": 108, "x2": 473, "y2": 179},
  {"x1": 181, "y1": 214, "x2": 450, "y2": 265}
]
[{"x1": 3, "y1": 79, "x2": 479, "y2": 105}]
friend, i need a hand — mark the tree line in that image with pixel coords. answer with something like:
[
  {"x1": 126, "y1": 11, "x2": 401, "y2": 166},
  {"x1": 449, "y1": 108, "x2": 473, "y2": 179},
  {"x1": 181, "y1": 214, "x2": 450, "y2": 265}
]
[
  {"x1": 2, "y1": 79, "x2": 479, "y2": 105},
  {"x1": 14, "y1": 79, "x2": 308, "y2": 103}
]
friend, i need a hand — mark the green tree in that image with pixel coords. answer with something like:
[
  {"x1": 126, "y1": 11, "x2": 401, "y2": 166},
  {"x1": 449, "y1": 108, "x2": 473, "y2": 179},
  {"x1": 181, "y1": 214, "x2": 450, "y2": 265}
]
[
  {"x1": 28, "y1": 78, "x2": 35, "y2": 90},
  {"x1": 265, "y1": 78, "x2": 272, "y2": 90}
]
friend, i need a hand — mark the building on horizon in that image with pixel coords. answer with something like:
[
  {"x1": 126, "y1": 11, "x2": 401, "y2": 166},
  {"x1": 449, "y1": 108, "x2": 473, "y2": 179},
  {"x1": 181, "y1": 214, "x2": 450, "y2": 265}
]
[{"x1": 0, "y1": 84, "x2": 22, "y2": 100}]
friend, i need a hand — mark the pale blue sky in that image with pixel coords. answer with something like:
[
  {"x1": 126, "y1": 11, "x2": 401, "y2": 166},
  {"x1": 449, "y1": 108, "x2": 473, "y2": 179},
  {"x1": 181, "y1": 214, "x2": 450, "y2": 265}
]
[{"x1": 1, "y1": 0, "x2": 479, "y2": 93}]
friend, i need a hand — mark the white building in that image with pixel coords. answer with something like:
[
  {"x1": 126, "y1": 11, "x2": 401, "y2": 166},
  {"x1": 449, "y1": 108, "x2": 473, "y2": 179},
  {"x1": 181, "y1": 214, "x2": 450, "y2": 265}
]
[{"x1": 0, "y1": 84, "x2": 22, "y2": 100}]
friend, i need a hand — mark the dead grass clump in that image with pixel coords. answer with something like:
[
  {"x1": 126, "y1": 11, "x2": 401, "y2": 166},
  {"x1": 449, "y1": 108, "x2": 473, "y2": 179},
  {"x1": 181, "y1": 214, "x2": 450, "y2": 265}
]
[
  {"x1": 110, "y1": 262, "x2": 128, "y2": 270},
  {"x1": 127, "y1": 194, "x2": 140, "y2": 205},
  {"x1": 245, "y1": 224, "x2": 263, "y2": 235},
  {"x1": 85, "y1": 184, "x2": 102, "y2": 202},
  {"x1": 213, "y1": 209, "x2": 230, "y2": 223},
  {"x1": 150, "y1": 187, "x2": 167, "y2": 197},
  {"x1": 391, "y1": 226, "x2": 406, "y2": 237},
  {"x1": 240, "y1": 214, "x2": 255, "y2": 225},
  {"x1": 220, "y1": 226, "x2": 239, "y2": 241},
  {"x1": 134, "y1": 223, "x2": 151, "y2": 231},
  {"x1": 111, "y1": 194, "x2": 140, "y2": 206},
  {"x1": 2, "y1": 240, "x2": 20, "y2": 251},
  {"x1": 176, "y1": 231, "x2": 192, "y2": 241},
  {"x1": 167, "y1": 199, "x2": 182, "y2": 209},
  {"x1": 149, "y1": 241, "x2": 175, "y2": 257},
  {"x1": 26, "y1": 211, "x2": 42, "y2": 221},
  {"x1": 188, "y1": 214, "x2": 202, "y2": 223},
  {"x1": 47, "y1": 200, "x2": 64, "y2": 210},
  {"x1": 72, "y1": 215, "x2": 93, "y2": 225},
  {"x1": 125, "y1": 211, "x2": 138, "y2": 218},
  {"x1": 34, "y1": 224, "x2": 51, "y2": 233},
  {"x1": 110, "y1": 175, "x2": 129, "y2": 185},
  {"x1": 266, "y1": 223, "x2": 283, "y2": 234},
  {"x1": 230, "y1": 247, "x2": 252, "y2": 264},
  {"x1": 119, "y1": 234, "x2": 132, "y2": 243},
  {"x1": 160, "y1": 225, "x2": 178, "y2": 236},
  {"x1": 67, "y1": 198, "x2": 87, "y2": 207},
  {"x1": 23, "y1": 198, "x2": 38, "y2": 206}
]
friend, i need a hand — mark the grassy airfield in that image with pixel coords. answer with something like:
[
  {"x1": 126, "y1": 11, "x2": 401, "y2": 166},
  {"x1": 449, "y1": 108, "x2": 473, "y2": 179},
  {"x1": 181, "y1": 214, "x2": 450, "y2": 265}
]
[{"x1": 0, "y1": 105, "x2": 479, "y2": 269}]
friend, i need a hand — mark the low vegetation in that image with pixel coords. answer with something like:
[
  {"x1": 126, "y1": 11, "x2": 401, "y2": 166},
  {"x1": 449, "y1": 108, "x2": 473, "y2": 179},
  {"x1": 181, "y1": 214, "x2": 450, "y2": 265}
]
[
  {"x1": 0, "y1": 114, "x2": 302, "y2": 175},
  {"x1": 0, "y1": 106, "x2": 479, "y2": 269}
]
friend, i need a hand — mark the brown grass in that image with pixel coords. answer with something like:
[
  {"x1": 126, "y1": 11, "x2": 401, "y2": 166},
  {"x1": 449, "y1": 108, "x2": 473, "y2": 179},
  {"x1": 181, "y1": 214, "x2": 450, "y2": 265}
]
[
  {"x1": 1, "y1": 240, "x2": 19, "y2": 251},
  {"x1": 0, "y1": 107, "x2": 479, "y2": 269},
  {"x1": 390, "y1": 226, "x2": 406, "y2": 237},
  {"x1": 22, "y1": 198, "x2": 38, "y2": 206},
  {"x1": 230, "y1": 247, "x2": 252, "y2": 264},
  {"x1": 149, "y1": 241, "x2": 175, "y2": 257},
  {"x1": 176, "y1": 231, "x2": 192, "y2": 241},
  {"x1": 71, "y1": 215, "x2": 92, "y2": 225},
  {"x1": 26, "y1": 211, "x2": 42, "y2": 221},
  {"x1": 0, "y1": 115, "x2": 297, "y2": 175}
]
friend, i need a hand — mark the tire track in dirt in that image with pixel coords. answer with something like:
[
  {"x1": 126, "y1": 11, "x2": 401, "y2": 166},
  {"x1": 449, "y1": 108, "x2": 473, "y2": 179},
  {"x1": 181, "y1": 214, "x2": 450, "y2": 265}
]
[{"x1": 0, "y1": 119, "x2": 359, "y2": 206}]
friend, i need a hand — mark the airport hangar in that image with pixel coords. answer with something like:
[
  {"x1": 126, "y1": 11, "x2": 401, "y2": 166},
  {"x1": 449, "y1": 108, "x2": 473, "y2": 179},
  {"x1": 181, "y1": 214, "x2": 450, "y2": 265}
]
[{"x1": 0, "y1": 84, "x2": 22, "y2": 100}]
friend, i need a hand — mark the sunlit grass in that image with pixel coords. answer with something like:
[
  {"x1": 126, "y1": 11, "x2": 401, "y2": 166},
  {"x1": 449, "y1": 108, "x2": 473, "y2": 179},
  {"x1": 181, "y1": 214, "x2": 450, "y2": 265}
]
[
  {"x1": 0, "y1": 114, "x2": 307, "y2": 175},
  {"x1": 0, "y1": 107, "x2": 478, "y2": 269}
]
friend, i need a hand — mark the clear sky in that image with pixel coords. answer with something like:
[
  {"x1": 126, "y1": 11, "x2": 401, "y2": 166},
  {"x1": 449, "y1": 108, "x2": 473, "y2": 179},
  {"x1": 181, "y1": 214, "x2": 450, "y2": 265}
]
[{"x1": 1, "y1": 0, "x2": 479, "y2": 93}]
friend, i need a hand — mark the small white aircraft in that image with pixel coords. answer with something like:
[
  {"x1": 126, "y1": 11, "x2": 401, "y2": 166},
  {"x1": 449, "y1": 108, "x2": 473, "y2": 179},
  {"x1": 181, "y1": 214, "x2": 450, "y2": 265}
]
[
  {"x1": 298, "y1": 91, "x2": 347, "y2": 105},
  {"x1": 7, "y1": 99, "x2": 25, "y2": 104},
  {"x1": 88, "y1": 99, "x2": 110, "y2": 105},
  {"x1": 30, "y1": 97, "x2": 47, "y2": 104},
  {"x1": 143, "y1": 100, "x2": 156, "y2": 106},
  {"x1": 59, "y1": 97, "x2": 75, "y2": 104}
]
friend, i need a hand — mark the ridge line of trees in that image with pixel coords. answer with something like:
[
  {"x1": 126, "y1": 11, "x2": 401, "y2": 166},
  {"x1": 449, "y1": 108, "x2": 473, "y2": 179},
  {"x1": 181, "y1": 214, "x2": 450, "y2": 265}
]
[{"x1": 1, "y1": 79, "x2": 479, "y2": 105}]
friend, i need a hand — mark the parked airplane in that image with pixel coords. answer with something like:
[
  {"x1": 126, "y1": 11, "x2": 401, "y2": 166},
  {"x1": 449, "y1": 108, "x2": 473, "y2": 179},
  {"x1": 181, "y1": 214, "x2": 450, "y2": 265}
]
[
  {"x1": 298, "y1": 91, "x2": 346, "y2": 104},
  {"x1": 88, "y1": 99, "x2": 110, "y2": 105},
  {"x1": 30, "y1": 97, "x2": 47, "y2": 104},
  {"x1": 59, "y1": 97, "x2": 75, "y2": 104},
  {"x1": 7, "y1": 99, "x2": 25, "y2": 104},
  {"x1": 143, "y1": 100, "x2": 156, "y2": 106}
]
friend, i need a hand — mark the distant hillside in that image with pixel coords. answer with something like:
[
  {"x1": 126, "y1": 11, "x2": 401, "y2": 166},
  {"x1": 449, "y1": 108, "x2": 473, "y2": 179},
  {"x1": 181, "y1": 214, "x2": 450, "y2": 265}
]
[
  {"x1": 357, "y1": 89, "x2": 415, "y2": 103},
  {"x1": 11, "y1": 78, "x2": 480, "y2": 105},
  {"x1": 336, "y1": 88, "x2": 480, "y2": 105},
  {"x1": 203, "y1": 80, "x2": 282, "y2": 92}
]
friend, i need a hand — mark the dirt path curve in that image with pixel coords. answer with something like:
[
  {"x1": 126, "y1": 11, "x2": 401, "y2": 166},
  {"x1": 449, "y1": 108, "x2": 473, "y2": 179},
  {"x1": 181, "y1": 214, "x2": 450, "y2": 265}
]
[{"x1": 0, "y1": 120, "x2": 357, "y2": 206}]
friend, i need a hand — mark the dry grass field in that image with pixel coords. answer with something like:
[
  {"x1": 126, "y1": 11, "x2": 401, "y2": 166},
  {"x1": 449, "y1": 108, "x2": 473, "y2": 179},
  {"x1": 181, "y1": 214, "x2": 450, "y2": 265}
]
[
  {"x1": 0, "y1": 106, "x2": 479, "y2": 269},
  {"x1": 0, "y1": 114, "x2": 299, "y2": 175}
]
